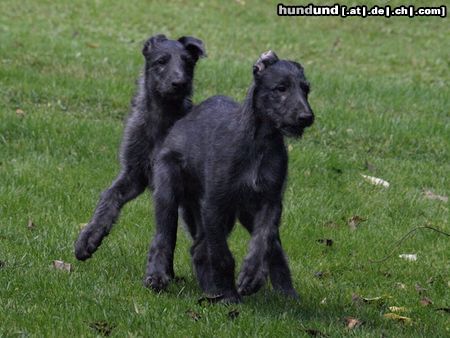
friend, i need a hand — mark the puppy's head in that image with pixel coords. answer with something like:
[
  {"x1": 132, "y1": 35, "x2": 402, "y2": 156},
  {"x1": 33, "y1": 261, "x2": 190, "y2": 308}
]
[
  {"x1": 142, "y1": 34, "x2": 206, "y2": 100},
  {"x1": 252, "y1": 51, "x2": 314, "y2": 137}
]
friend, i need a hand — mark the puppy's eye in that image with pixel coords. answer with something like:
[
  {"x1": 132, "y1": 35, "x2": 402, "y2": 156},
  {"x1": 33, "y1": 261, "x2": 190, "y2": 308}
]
[
  {"x1": 300, "y1": 82, "x2": 310, "y2": 94},
  {"x1": 157, "y1": 58, "x2": 168, "y2": 65},
  {"x1": 275, "y1": 85, "x2": 287, "y2": 92}
]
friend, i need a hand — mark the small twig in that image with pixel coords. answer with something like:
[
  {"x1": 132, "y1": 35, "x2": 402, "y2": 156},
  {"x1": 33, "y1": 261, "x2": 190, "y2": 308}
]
[{"x1": 369, "y1": 226, "x2": 449, "y2": 264}]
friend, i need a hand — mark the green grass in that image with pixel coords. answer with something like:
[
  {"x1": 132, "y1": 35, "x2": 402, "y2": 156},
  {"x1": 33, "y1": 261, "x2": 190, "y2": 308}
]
[{"x1": 1, "y1": 0, "x2": 449, "y2": 336}]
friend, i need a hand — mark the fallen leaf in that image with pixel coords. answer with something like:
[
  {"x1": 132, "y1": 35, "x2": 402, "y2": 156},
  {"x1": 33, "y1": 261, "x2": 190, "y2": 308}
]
[
  {"x1": 399, "y1": 254, "x2": 417, "y2": 262},
  {"x1": 344, "y1": 317, "x2": 363, "y2": 329},
  {"x1": 78, "y1": 223, "x2": 88, "y2": 230},
  {"x1": 352, "y1": 293, "x2": 362, "y2": 303},
  {"x1": 304, "y1": 328, "x2": 328, "y2": 337},
  {"x1": 415, "y1": 283, "x2": 427, "y2": 293},
  {"x1": 389, "y1": 306, "x2": 408, "y2": 313},
  {"x1": 352, "y1": 293, "x2": 384, "y2": 305},
  {"x1": 186, "y1": 309, "x2": 201, "y2": 321},
  {"x1": 86, "y1": 42, "x2": 99, "y2": 48},
  {"x1": 362, "y1": 296, "x2": 383, "y2": 303},
  {"x1": 89, "y1": 321, "x2": 115, "y2": 336},
  {"x1": 361, "y1": 174, "x2": 390, "y2": 188},
  {"x1": 316, "y1": 239, "x2": 333, "y2": 246},
  {"x1": 288, "y1": 144, "x2": 293, "y2": 152},
  {"x1": 15, "y1": 109, "x2": 25, "y2": 117},
  {"x1": 314, "y1": 271, "x2": 328, "y2": 279},
  {"x1": 395, "y1": 282, "x2": 406, "y2": 290},
  {"x1": 423, "y1": 190, "x2": 448, "y2": 202},
  {"x1": 383, "y1": 313, "x2": 412, "y2": 324},
  {"x1": 52, "y1": 260, "x2": 72, "y2": 272},
  {"x1": 420, "y1": 297, "x2": 433, "y2": 306},
  {"x1": 27, "y1": 219, "x2": 36, "y2": 229},
  {"x1": 227, "y1": 309, "x2": 240, "y2": 320},
  {"x1": 320, "y1": 297, "x2": 327, "y2": 305},
  {"x1": 348, "y1": 215, "x2": 366, "y2": 231}
]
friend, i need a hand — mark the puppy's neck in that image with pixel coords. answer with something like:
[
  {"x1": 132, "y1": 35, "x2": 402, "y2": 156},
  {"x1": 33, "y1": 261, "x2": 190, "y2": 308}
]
[{"x1": 241, "y1": 83, "x2": 281, "y2": 142}]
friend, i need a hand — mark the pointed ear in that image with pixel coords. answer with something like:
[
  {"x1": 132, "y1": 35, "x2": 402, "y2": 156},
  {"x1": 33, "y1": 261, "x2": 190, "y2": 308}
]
[
  {"x1": 253, "y1": 50, "x2": 279, "y2": 76},
  {"x1": 178, "y1": 36, "x2": 206, "y2": 60},
  {"x1": 142, "y1": 34, "x2": 167, "y2": 57}
]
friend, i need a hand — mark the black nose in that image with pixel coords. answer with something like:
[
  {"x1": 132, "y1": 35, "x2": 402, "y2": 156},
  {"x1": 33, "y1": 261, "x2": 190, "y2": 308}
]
[
  {"x1": 298, "y1": 111, "x2": 314, "y2": 127},
  {"x1": 171, "y1": 78, "x2": 187, "y2": 89}
]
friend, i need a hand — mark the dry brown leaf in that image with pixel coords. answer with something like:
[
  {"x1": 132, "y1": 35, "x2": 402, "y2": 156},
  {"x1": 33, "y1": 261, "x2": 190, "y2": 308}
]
[
  {"x1": 52, "y1": 260, "x2": 72, "y2": 272},
  {"x1": 352, "y1": 293, "x2": 385, "y2": 305},
  {"x1": 348, "y1": 215, "x2": 366, "y2": 231},
  {"x1": 395, "y1": 282, "x2": 406, "y2": 290},
  {"x1": 27, "y1": 219, "x2": 36, "y2": 229},
  {"x1": 344, "y1": 316, "x2": 363, "y2": 329},
  {"x1": 423, "y1": 190, "x2": 448, "y2": 202},
  {"x1": 415, "y1": 283, "x2": 427, "y2": 293},
  {"x1": 383, "y1": 313, "x2": 412, "y2": 324},
  {"x1": 361, "y1": 174, "x2": 390, "y2": 188},
  {"x1": 186, "y1": 309, "x2": 201, "y2": 321},
  {"x1": 15, "y1": 109, "x2": 25, "y2": 117},
  {"x1": 399, "y1": 254, "x2": 417, "y2": 261},
  {"x1": 420, "y1": 297, "x2": 433, "y2": 306},
  {"x1": 389, "y1": 306, "x2": 408, "y2": 313},
  {"x1": 86, "y1": 42, "x2": 99, "y2": 48}
]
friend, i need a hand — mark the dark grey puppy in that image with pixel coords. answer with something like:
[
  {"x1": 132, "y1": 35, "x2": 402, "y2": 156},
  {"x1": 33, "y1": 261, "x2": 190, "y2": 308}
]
[
  {"x1": 75, "y1": 34, "x2": 205, "y2": 261},
  {"x1": 146, "y1": 51, "x2": 314, "y2": 303}
]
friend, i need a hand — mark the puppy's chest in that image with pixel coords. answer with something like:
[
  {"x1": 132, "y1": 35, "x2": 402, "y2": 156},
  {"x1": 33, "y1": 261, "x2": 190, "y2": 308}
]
[{"x1": 241, "y1": 152, "x2": 279, "y2": 193}]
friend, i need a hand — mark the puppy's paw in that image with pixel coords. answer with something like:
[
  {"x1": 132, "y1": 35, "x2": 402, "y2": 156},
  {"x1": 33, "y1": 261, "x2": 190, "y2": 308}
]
[
  {"x1": 143, "y1": 271, "x2": 171, "y2": 292},
  {"x1": 74, "y1": 224, "x2": 106, "y2": 261},
  {"x1": 237, "y1": 262, "x2": 268, "y2": 296}
]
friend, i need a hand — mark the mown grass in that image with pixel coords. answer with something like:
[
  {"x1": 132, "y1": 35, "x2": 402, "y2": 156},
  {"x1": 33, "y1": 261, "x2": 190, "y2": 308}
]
[{"x1": 0, "y1": 0, "x2": 448, "y2": 336}]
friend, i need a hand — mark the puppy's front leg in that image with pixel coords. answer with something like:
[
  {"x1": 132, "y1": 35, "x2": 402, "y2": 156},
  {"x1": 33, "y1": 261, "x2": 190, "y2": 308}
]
[{"x1": 237, "y1": 201, "x2": 283, "y2": 296}]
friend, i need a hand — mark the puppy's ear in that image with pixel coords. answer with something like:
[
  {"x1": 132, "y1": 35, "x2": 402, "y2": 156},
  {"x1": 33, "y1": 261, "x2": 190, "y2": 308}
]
[
  {"x1": 142, "y1": 34, "x2": 167, "y2": 57},
  {"x1": 178, "y1": 36, "x2": 206, "y2": 61},
  {"x1": 253, "y1": 50, "x2": 279, "y2": 76}
]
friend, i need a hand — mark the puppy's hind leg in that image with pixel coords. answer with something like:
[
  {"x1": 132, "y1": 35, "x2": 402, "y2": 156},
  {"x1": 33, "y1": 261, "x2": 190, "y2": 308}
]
[{"x1": 75, "y1": 168, "x2": 146, "y2": 261}]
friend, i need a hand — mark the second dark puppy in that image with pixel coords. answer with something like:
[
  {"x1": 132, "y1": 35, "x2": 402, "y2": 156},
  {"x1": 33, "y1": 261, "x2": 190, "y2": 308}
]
[
  {"x1": 145, "y1": 51, "x2": 314, "y2": 303},
  {"x1": 75, "y1": 34, "x2": 205, "y2": 262}
]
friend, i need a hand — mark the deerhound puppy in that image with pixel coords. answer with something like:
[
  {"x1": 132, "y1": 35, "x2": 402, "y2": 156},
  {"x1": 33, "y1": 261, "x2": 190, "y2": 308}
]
[
  {"x1": 145, "y1": 51, "x2": 314, "y2": 303},
  {"x1": 75, "y1": 34, "x2": 205, "y2": 261}
]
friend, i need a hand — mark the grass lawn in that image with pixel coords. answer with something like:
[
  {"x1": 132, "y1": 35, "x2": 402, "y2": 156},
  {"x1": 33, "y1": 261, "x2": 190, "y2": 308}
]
[{"x1": 0, "y1": 0, "x2": 448, "y2": 336}]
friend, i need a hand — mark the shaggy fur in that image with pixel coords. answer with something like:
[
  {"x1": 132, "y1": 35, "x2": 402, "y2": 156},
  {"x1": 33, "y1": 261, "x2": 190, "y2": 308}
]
[
  {"x1": 145, "y1": 51, "x2": 314, "y2": 303},
  {"x1": 75, "y1": 34, "x2": 205, "y2": 261}
]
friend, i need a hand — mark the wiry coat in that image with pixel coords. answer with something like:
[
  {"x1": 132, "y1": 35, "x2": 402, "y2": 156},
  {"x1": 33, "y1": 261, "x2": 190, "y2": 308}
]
[
  {"x1": 75, "y1": 34, "x2": 205, "y2": 261},
  {"x1": 145, "y1": 51, "x2": 314, "y2": 303}
]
